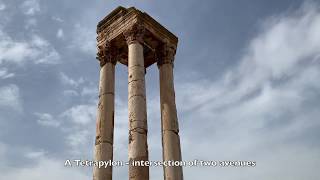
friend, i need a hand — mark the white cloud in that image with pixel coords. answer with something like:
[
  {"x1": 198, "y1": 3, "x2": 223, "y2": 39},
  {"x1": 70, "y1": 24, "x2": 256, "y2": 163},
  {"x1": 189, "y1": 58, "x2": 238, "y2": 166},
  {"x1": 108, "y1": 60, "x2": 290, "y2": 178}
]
[
  {"x1": 60, "y1": 72, "x2": 84, "y2": 88},
  {"x1": 70, "y1": 23, "x2": 96, "y2": 54},
  {"x1": 66, "y1": 129, "x2": 91, "y2": 154},
  {"x1": 80, "y1": 86, "x2": 97, "y2": 97},
  {"x1": 0, "y1": 84, "x2": 21, "y2": 111},
  {"x1": 25, "y1": 150, "x2": 46, "y2": 159},
  {"x1": 0, "y1": 31, "x2": 60, "y2": 65},
  {"x1": 63, "y1": 90, "x2": 79, "y2": 97},
  {"x1": 2, "y1": 155, "x2": 89, "y2": 180},
  {"x1": 21, "y1": 0, "x2": 40, "y2": 16},
  {"x1": 0, "y1": 68, "x2": 14, "y2": 79},
  {"x1": 52, "y1": 16, "x2": 64, "y2": 23},
  {"x1": 58, "y1": 103, "x2": 96, "y2": 157},
  {"x1": 0, "y1": 140, "x2": 89, "y2": 179},
  {"x1": 36, "y1": 50, "x2": 60, "y2": 64},
  {"x1": 24, "y1": 18, "x2": 37, "y2": 29},
  {"x1": 35, "y1": 112, "x2": 60, "y2": 127},
  {"x1": 0, "y1": 2, "x2": 5, "y2": 11},
  {"x1": 244, "y1": 4, "x2": 320, "y2": 79},
  {"x1": 175, "y1": 2, "x2": 320, "y2": 179},
  {"x1": 30, "y1": 34, "x2": 60, "y2": 64},
  {"x1": 178, "y1": 2, "x2": 320, "y2": 114},
  {"x1": 56, "y1": 28, "x2": 64, "y2": 39},
  {"x1": 62, "y1": 104, "x2": 96, "y2": 125},
  {"x1": 0, "y1": 35, "x2": 36, "y2": 64}
]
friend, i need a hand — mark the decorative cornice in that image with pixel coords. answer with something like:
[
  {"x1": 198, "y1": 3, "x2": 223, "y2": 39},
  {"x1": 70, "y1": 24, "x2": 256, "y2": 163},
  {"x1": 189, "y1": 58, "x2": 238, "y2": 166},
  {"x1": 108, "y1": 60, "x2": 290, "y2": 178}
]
[
  {"x1": 123, "y1": 23, "x2": 145, "y2": 45},
  {"x1": 97, "y1": 7, "x2": 178, "y2": 46},
  {"x1": 96, "y1": 7, "x2": 179, "y2": 68},
  {"x1": 97, "y1": 6, "x2": 127, "y2": 32},
  {"x1": 96, "y1": 41, "x2": 117, "y2": 67},
  {"x1": 157, "y1": 43, "x2": 176, "y2": 67}
]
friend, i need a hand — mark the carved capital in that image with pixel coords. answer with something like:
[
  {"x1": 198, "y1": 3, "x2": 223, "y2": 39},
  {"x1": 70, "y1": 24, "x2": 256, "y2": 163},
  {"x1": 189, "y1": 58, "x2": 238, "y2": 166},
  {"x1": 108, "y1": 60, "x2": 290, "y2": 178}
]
[
  {"x1": 96, "y1": 41, "x2": 117, "y2": 67},
  {"x1": 157, "y1": 43, "x2": 176, "y2": 67},
  {"x1": 123, "y1": 23, "x2": 145, "y2": 45}
]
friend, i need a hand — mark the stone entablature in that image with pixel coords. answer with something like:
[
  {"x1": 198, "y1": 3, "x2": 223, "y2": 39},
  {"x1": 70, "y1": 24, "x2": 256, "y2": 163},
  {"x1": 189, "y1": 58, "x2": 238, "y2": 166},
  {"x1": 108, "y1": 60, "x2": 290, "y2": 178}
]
[{"x1": 96, "y1": 6, "x2": 178, "y2": 68}]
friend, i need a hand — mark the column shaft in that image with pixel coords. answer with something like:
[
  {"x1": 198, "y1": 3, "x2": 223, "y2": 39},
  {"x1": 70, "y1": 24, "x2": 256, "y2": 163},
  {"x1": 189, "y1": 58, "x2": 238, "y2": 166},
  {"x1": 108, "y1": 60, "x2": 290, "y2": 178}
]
[
  {"x1": 93, "y1": 62, "x2": 115, "y2": 180},
  {"x1": 159, "y1": 63, "x2": 183, "y2": 180},
  {"x1": 128, "y1": 42, "x2": 149, "y2": 180}
]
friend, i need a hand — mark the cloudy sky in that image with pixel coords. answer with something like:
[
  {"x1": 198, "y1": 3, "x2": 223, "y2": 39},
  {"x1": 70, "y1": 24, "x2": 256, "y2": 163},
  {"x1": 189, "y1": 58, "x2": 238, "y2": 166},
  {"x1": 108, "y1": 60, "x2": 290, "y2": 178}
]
[{"x1": 0, "y1": 0, "x2": 319, "y2": 179}]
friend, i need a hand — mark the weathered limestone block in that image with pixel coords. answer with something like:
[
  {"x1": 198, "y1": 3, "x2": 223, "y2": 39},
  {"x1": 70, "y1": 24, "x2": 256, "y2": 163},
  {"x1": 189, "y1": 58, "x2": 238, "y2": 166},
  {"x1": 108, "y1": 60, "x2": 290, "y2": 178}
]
[
  {"x1": 128, "y1": 96, "x2": 147, "y2": 120},
  {"x1": 93, "y1": 143, "x2": 113, "y2": 180},
  {"x1": 159, "y1": 64, "x2": 175, "y2": 97},
  {"x1": 96, "y1": 109, "x2": 114, "y2": 144},
  {"x1": 96, "y1": 63, "x2": 115, "y2": 144},
  {"x1": 128, "y1": 79, "x2": 146, "y2": 99},
  {"x1": 162, "y1": 131, "x2": 183, "y2": 180},
  {"x1": 95, "y1": 142, "x2": 114, "y2": 162},
  {"x1": 162, "y1": 130, "x2": 181, "y2": 160},
  {"x1": 160, "y1": 64, "x2": 179, "y2": 133},
  {"x1": 128, "y1": 132, "x2": 149, "y2": 180},
  {"x1": 99, "y1": 61, "x2": 115, "y2": 96},
  {"x1": 129, "y1": 131, "x2": 148, "y2": 157},
  {"x1": 128, "y1": 66, "x2": 145, "y2": 81},
  {"x1": 129, "y1": 119, "x2": 148, "y2": 131},
  {"x1": 126, "y1": 34, "x2": 149, "y2": 180},
  {"x1": 128, "y1": 43, "x2": 144, "y2": 67},
  {"x1": 159, "y1": 60, "x2": 183, "y2": 180},
  {"x1": 161, "y1": 103, "x2": 179, "y2": 132},
  {"x1": 129, "y1": 156, "x2": 149, "y2": 180},
  {"x1": 94, "y1": 60, "x2": 115, "y2": 180}
]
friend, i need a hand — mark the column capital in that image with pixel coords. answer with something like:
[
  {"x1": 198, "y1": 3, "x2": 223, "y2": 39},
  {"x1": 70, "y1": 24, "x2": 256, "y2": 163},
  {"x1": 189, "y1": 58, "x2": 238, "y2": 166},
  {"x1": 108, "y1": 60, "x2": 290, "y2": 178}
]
[
  {"x1": 123, "y1": 23, "x2": 145, "y2": 45},
  {"x1": 96, "y1": 41, "x2": 117, "y2": 67},
  {"x1": 157, "y1": 43, "x2": 177, "y2": 67}
]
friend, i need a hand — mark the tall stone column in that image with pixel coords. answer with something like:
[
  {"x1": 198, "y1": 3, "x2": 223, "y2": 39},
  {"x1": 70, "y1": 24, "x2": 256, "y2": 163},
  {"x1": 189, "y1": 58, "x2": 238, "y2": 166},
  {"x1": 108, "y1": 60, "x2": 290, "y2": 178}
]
[
  {"x1": 124, "y1": 24, "x2": 149, "y2": 180},
  {"x1": 93, "y1": 42, "x2": 116, "y2": 180},
  {"x1": 158, "y1": 44, "x2": 183, "y2": 180}
]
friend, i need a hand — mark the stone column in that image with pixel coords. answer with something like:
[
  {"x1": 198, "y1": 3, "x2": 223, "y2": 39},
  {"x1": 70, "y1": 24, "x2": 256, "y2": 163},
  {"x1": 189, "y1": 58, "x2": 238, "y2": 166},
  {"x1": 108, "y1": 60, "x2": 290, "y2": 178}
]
[
  {"x1": 93, "y1": 42, "x2": 116, "y2": 180},
  {"x1": 124, "y1": 24, "x2": 149, "y2": 180},
  {"x1": 158, "y1": 44, "x2": 183, "y2": 180}
]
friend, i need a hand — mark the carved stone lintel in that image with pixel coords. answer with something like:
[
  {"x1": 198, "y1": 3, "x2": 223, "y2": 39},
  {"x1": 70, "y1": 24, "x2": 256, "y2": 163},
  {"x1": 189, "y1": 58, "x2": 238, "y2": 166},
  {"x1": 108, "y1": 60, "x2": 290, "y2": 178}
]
[
  {"x1": 96, "y1": 41, "x2": 117, "y2": 67},
  {"x1": 157, "y1": 43, "x2": 176, "y2": 67},
  {"x1": 123, "y1": 23, "x2": 145, "y2": 45}
]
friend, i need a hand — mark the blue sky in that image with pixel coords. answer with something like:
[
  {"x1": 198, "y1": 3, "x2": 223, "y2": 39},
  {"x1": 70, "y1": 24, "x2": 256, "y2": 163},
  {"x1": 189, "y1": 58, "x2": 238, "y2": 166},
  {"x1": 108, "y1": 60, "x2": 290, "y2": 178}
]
[{"x1": 0, "y1": 0, "x2": 319, "y2": 179}]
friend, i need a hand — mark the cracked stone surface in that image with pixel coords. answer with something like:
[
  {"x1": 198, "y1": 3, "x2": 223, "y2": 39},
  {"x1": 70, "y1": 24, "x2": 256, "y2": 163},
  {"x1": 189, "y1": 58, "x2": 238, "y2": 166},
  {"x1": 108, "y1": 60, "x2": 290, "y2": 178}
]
[
  {"x1": 93, "y1": 62, "x2": 115, "y2": 180},
  {"x1": 127, "y1": 42, "x2": 149, "y2": 180}
]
